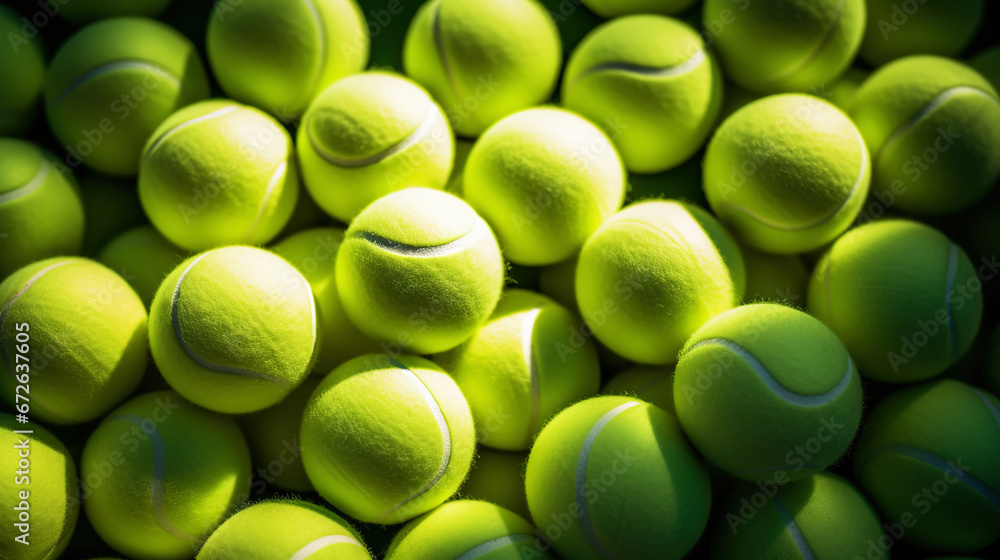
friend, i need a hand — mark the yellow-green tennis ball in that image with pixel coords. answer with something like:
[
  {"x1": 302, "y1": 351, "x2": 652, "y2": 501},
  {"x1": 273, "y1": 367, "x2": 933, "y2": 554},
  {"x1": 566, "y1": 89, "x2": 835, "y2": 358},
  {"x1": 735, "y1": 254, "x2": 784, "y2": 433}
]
[
  {"x1": 538, "y1": 256, "x2": 578, "y2": 311},
  {"x1": 0, "y1": 139, "x2": 84, "y2": 278},
  {"x1": 461, "y1": 448, "x2": 530, "y2": 520},
  {"x1": 271, "y1": 227, "x2": 382, "y2": 375},
  {"x1": 336, "y1": 187, "x2": 504, "y2": 354},
  {"x1": 859, "y1": 0, "x2": 983, "y2": 66},
  {"x1": 526, "y1": 395, "x2": 711, "y2": 559},
  {"x1": 850, "y1": 56, "x2": 1000, "y2": 215},
  {"x1": 808, "y1": 220, "x2": 983, "y2": 383},
  {"x1": 582, "y1": 0, "x2": 697, "y2": 18},
  {"x1": 44, "y1": 17, "x2": 209, "y2": 176},
  {"x1": 82, "y1": 390, "x2": 251, "y2": 560},
  {"x1": 78, "y1": 175, "x2": 145, "y2": 256},
  {"x1": 139, "y1": 99, "x2": 299, "y2": 251},
  {"x1": 712, "y1": 471, "x2": 885, "y2": 559},
  {"x1": 58, "y1": 0, "x2": 174, "y2": 24},
  {"x1": 1, "y1": 414, "x2": 78, "y2": 560},
  {"x1": 386, "y1": 500, "x2": 552, "y2": 559},
  {"x1": 0, "y1": 6, "x2": 45, "y2": 136},
  {"x1": 198, "y1": 500, "x2": 371, "y2": 560},
  {"x1": 703, "y1": 0, "x2": 865, "y2": 93},
  {"x1": 0, "y1": 257, "x2": 147, "y2": 424},
  {"x1": 403, "y1": 0, "x2": 562, "y2": 137},
  {"x1": 297, "y1": 72, "x2": 454, "y2": 223},
  {"x1": 207, "y1": 0, "x2": 369, "y2": 120},
  {"x1": 464, "y1": 107, "x2": 626, "y2": 266},
  {"x1": 575, "y1": 199, "x2": 744, "y2": 364},
  {"x1": 301, "y1": 354, "x2": 476, "y2": 524},
  {"x1": 562, "y1": 15, "x2": 722, "y2": 173},
  {"x1": 601, "y1": 366, "x2": 675, "y2": 413},
  {"x1": 854, "y1": 379, "x2": 1000, "y2": 552},
  {"x1": 704, "y1": 94, "x2": 871, "y2": 254},
  {"x1": 741, "y1": 245, "x2": 809, "y2": 305},
  {"x1": 674, "y1": 303, "x2": 863, "y2": 481},
  {"x1": 148, "y1": 246, "x2": 317, "y2": 414},
  {"x1": 442, "y1": 289, "x2": 600, "y2": 451},
  {"x1": 97, "y1": 225, "x2": 187, "y2": 308}
]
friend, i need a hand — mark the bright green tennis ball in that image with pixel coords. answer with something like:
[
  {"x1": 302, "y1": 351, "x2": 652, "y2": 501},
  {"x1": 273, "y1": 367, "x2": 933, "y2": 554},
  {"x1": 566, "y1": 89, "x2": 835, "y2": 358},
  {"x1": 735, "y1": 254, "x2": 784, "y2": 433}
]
[
  {"x1": 0, "y1": 257, "x2": 147, "y2": 424},
  {"x1": 562, "y1": 15, "x2": 722, "y2": 173},
  {"x1": 78, "y1": 175, "x2": 146, "y2": 256},
  {"x1": 808, "y1": 220, "x2": 983, "y2": 383},
  {"x1": 1, "y1": 414, "x2": 78, "y2": 560},
  {"x1": 601, "y1": 366, "x2": 675, "y2": 413},
  {"x1": 461, "y1": 448, "x2": 530, "y2": 520},
  {"x1": 712, "y1": 471, "x2": 885, "y2": 559},
  {"x1": 441, "y1": 289, "x2": 600, "y2": 451},
  {"x1": 703, "y1": 0, "x2": 865, "y2": 93},
  {"x1": 297, "y1": 72, "x2": 454, "y2": 223},
  {"x1": 526, "y1": 395, "x2": 711, "y2": 559},
  {"x1": 207, "y1": 0, "x2": 368, "y2": 120},
  {"x1": 674, "y1": 303, "x2": 863, "y2": 481},
  {"x1": 575, "y1": 199, "x2": 744, "y2": 364},
  {"x1": 271, "y1": 227, "x2": 382, "y2": 375},
  {"x1": 198, "y1": 500, "x2": 371, "y2": 560},
  {"x1": 97, "y1": 225, "x2": 187, "y2": 308},
  {"x1": 301, "y1": 354, "x2": 476, "y2": 524},
  {"x1": 582, "y1": 0, "x2": 697, "y2": 18},
  {"x1": 239, "y1": 377, "x2": 319, "y2": 492},
  {"x1": 0, "y1": 6, "x2": 45, "y2": 135},
  {"x1": 386, "y1": 500, "x2": 551, "y2": 559},
  {"x1": 403, "y1": 0, "x2": 562, "y2": 137},
  {"x1": 704, "y1": 94, "x2": 871, "y2": 254},
  {"x1": 336, "y1": 187, "x2": 504, "y2": 354},
  {"x1": 148, "y1": 246, "x2": 317, "y2": 413},
  {"x1": 741, "y1": 244, "x2": 809, "y2": 305},
  {"x1": 463, "y1": 107, "x2": 626, "y2": 266},
  {"x1": 859, "y1": 0, "x2": 983, "y2": 66},
  {"x1": 0, "y1": 139, "x2": 84, "y2": 278},
  {"x1": 82, "y1": 390, "x2": 251, "y2": 560},
  {"x1": 538, "y1": 256, "x2": 578, "y2": 311},
  {"x1": 854, "y1": 379, "x2": 1000, "y2": 552},
  {"x1": 58, "y1": 0, "x2": 174, "y2": 23},
  {"x1": 849, "y1": 56, "x2": 1000, "y2": 215},
  {"x1": 44, "y1": 17, "x2": 209, "y2": 176}
]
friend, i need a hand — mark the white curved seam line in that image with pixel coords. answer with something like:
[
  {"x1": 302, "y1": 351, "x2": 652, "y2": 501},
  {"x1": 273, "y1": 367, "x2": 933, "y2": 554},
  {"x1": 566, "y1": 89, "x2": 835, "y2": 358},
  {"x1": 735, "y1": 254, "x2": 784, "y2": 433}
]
[
  {"x1": 455, "y1": 534, "x2": 534, "y2": 560},
  {"x1": 309, "y1": 104, "x2": 439, "y2": 168},
  {"x1": 380, "y1": 358, "x2": 452, "y2": 520},
  {"x1": 52, "y1": 61, "x2": 179, "y2": 106},
  {"x1": 243, "y1": 160, "x2": 287, "y2": 242},
  {"x1": 0, "y1": 158, "x2": 49, "y2": 205},
  {"x1": 685, "y1": 338, "x2": 853, "y2": 407},
  {"x1": 354, "y1": 219, "x2": 485, "y2": 258},
  {"x1": 144, "y1": 106, "x2": 240, "y2": 161},
  {"x1": 301, "y1": 0, "x2": 327, "y2": 100},
  {"x1": 577, "y1": 401, "x2": 639, "y2": 560},
  {"x1": 522, "y1": 308, "x2": 542, "y2": 439},
  {"x1": 289, "y1": 534, "x2": 363, "y2": 560},
  {"x1": 973, "y1": 389, "x2": 1000, "y2": 429},
  {"x1": 945, "y1": 244, "x2": 958, "y2": 360},
  {"x1": 873, "y1": 445, "x2": 1000, "y2": 510},
  {"x1": 577, "y1": 49, "x2": 705, "y2": 82},
  {"x1": 170, "y1": 252, "x2": 292, "y2": 387},
  {"x1": 774, "y1": 496, "x2": 818, "y2": 560},
  {"x1": 763, "y1": 0, "x2": 845, "y2": 85}
]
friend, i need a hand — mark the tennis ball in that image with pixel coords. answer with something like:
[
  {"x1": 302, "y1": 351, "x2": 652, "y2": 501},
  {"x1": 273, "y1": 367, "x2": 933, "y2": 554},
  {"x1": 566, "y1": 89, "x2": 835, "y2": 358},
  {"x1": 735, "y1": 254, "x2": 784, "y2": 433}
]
[
  {"x1": 674, "y1": 303, "x2": 863, "y2": 481},
  {"x1": 526, "y1": 395, "x2": 711, "y2": 559},
  {"x1": 58, "y1": 0, "x2": 174, "y2": 23},
  {"x1": 712, "y1": 472, "x2": 885, "y2": 559},
  {"x1": 207, "y1": 0, "x2": 368, "y2": 120},
  {"x1": 855, "y1": 379, "x2": 1000, "y2": 552},
  {"x1": 808, "y1": 220, "x2": 983, "y2": 383},
  {"x1": 461, "y1": 448, "x2": 530, "y2": 520},
  {"x1": 582, "y1": 0, "x2": 697, "y2": 18},
  {"x1": 148, "y1": 246, "x2": 317, "y2": 413},
  {"x1": 704, "y1": 94, "x2": 871, "y2": 254},
  {"x1": 239, "y1": 377, "x2": 319, "y2": 492},
  {"x1": 538, "y1": 256, "x2": 578, "y2": 311},
  {"x1": 575, "y1": 199, "x2": 744, "y2": 364},
  {"x1": 0, "y1": 139, "x2": 84, "y2": 278},
  {"x1": 336, "y1": 188, "x2": 504, "y2": 354},
  {"x1": 198, "y1": 500, "x2": 371, "y2": 560},
  {"x1": 0, "y1": 6, "x2": 45, "y2": 135},
  {"x1": 403, "y1": 0, "x2": 562, "y2": 137},
  {"x1": 82, "y1": 390, "x2": 251, "y2": 559},
  {"x1": 297, "y1": 72, "x2": 454, "y2": 223},
  {"x1": 44, "y1": 17, "x2": 209, "y2": 176},
  {"x1": 1, "y1": 414, "x2": 78, "y2": 560},
  {"x1": 703, "y1": 0, "x2": 865, "y2": 93},
  {"x1": 741, "y1": 245, "x2": 809, "y2": 305},
  {"x1": 78, "y1": 175, "x2": 146, "y2": 256},
  {"x1": 97, "y1": 226, "x2": 187, "y2": 308},
  {"x1": 850, "y1": 56, "x2": 1000, "y2": 215},
  {"x1": 971, "y1": 46, "x2": 1000, "y2": 92},
  {"x1": 601, "y1": 366, "x2": 675, "y2": 413},
  {"x1": 0, "y1": 257, "x2": 147, "y2": 424},
  {"x1": 562, "y1": 15, "x2": 723, "y2": 173},
  {"x1": 271, "y1": 227, "x2": 382, "y2": 375},
  {"x1": 441, "y1": 289, "x2": 600, "y2": 451},
  {"x1": 139, "y1": 99, "x2": 299, "y2": 251},
  {"x1": 859, "y1": 0, "x2": 983, "y2": 66},
  {"x1": 463, "y1": 107, "x2": 626, "y2": 265},
  {"x1": 301, "y1": 354, "x2": 475, "y2": 524},
  {"x1": 386, "y1": 500, "x2": 551, "y2": 559}
]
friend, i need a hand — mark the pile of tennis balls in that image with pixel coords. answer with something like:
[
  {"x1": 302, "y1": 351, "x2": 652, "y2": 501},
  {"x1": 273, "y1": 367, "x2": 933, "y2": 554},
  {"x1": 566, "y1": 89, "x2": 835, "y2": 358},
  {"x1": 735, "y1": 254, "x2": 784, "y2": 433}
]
[{"x1": 2, "y1": 0, "x2": 1000, "y2": 558}]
